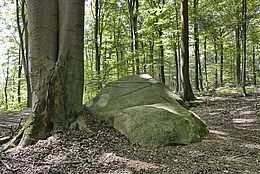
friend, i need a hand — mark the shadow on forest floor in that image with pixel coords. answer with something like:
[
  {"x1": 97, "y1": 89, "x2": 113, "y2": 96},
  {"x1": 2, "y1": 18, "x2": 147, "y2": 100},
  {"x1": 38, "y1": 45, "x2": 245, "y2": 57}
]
[{"x1": 0, "y1": 93, "x2": 259, "y2": 173}]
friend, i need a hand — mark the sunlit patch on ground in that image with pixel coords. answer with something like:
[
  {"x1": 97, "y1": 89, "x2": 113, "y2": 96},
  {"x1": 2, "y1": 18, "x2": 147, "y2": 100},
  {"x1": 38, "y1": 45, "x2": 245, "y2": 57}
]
[
  {"x1": 99, "y1": 152, "x2": 161, "y2": 172},
  {"x1": 209, "y1": 129, "x2": 228, "y2": 136},
  {"x1": 232, "y1": 118, "x2": 258, "y2": 124},
  {"x1": 241, "y1": 143, "x2": 260, "y2": 150}
]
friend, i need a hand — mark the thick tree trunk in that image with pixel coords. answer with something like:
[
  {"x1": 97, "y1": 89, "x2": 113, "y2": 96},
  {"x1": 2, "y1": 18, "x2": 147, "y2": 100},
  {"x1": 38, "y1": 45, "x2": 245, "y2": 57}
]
[
  {"x1": 180, "y1": 0, "x2": 195, "y2": 101},
  {"x1": 5, "y1": 0, "x2": 86, "y2": 149}
]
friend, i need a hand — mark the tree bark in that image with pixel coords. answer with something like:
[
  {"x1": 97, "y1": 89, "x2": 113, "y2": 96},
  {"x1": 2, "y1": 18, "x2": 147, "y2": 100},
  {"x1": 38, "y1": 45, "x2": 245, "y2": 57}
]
[
  {"x1": 95, "y1": 0, "x2": 100, "y2": 76},
  {"x1": 159, "y1": 29, "x2": 165, "y2": 84},
  {"x1": 16, "y1": 0, "x2": 32, "y2": 108},
  {"x1": 213, "y1": 37, "x2": 218, "y2": 89},
  {"x1": 241, "y1": 0, "x2": 247, "y2": 96},
  {"x1": 18, "y1": 48, "x2": 22, "y2": 104},
  {"x1": 220, "y1": 38, "x2": 224, "y2": 86},
  {"x1": 128, "y1": 0, "x2": 135, "y2": 74},
  {"x1": 174, "y1": 0, "x2": 181, "y2": 93},
  {"x1": 236, "y1": 24, "x2": 241, "y2": 85},
  {"x1": 149, "y1": 40, "x2": 154, "y2": 77},
  {"x1": 194, "y1": 0, "x2": 199, "y2": 91},
  {"x1": 204, "y1": 36, "x2": 208, "y2": 90},
  {"x1": 174, "y1": 43, "x2": 179, "y2": 92},
  {"x1": 5, "y1": 0, "x2": 86, "y2": 149},
  {"x1": 4, "y1": 56, "x2": 10, "y2": 110},
  {"x1": 133, "y1": 0, "x2": 140, "y2": 74},
  {"x1": 180, "y1": 0, "x2": 195, "y2": 101},
  {"x1": 252, "y1": 45, "x2": 256, "y2": 88}
]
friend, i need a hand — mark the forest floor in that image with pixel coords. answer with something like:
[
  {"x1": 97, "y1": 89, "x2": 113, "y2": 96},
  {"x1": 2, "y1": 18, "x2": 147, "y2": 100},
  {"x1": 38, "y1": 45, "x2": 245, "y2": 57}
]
[{"x1": 0, "y1": 93, "x2": 259, "y2": 174}]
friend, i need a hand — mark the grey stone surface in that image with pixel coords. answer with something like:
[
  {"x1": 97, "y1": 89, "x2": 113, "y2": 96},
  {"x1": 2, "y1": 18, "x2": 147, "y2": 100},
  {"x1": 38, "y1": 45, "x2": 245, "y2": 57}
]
[{"x1": 85, "y1": 74, "x2": 208, "y2": 147}]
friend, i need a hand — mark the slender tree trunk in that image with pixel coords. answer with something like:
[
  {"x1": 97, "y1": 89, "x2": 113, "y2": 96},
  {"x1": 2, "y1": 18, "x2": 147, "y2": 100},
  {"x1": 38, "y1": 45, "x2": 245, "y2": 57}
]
[
  {"x1": 194, "y1": 0, "x2": 199, "y2": 91},
  {"x1": 141, "y1": 39, "x2": 146, "y2": 74},
  {"x1": 174, "y1": 0, "x2": 181, "y2": 92},
  {"x1": 17, "y1": 0, "x2": 32, "y2": 108},
  {"x1": 149, "y1": 40, "x2": 154, "y2": 77},
  {"x1": 194, "y1": 0, "x2": 203, "y2": 91},
  {"x1": 133, "y1": 0, "x2": 140, "y2": 74},
  {"x1": 204, "y1": 36, "x2": 208, "y2": 90},
  {"x1": 95, "y1": 0, "x2": 100, "y2": 76},
  {"x1": 252, "y1": 45, "x2": 256, "y2": 88},
  {"x1": 213, "y1": 37, "x2": 218, "y2": 89},
  {"x1": 241, "y1": 0, "x2": 247, "y2": 96},
  {"x1": 18, "y1": 48, "x2": 22, "y2": 104},
  {"x1": 4, "y1": 56, "x2": 10, "y2": 110},
  {"x1": 220, "y1": 39, "x2": 224, "y2": 86},
  {"x1": 22, "y1": 0, "x2": 32, "y2": 108},
  {"x1": 236, "y1": 24, "x2": 241, "y2": 85},
  {"x1": 198, "y1": 53, "x2": 203, "y2": 91},
  {"x1": 128, "y1": 0, "x2": 135, "y2": 74},
  {"x1": 174, "y1": 43, "x2": 179, "y2": 92},
  {"x1": 159, "y1": 29, "x2": 165, "y2": 84},
  {"x1": 180, "y1": 0, "x2": 195, "y2": 101}
]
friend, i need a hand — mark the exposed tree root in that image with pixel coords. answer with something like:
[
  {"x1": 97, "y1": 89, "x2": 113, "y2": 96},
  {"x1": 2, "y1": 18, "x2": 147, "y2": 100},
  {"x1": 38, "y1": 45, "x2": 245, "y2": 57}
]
[
  {"x1": 3, "y1": 113, "x2": 88, "y2": 151},
  {"x1": 3, "y1": 115, "x2": 35, "y2": 150}
]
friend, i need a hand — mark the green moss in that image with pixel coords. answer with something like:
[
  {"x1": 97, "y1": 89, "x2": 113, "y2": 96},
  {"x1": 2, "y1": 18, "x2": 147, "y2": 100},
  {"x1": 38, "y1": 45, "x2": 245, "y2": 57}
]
[
  {"x1": 114, "y1": 105, "x2": 208, "y2": 148},
  {"x1": 86, "y1": 75, "x2": 208, "y2": 147}
]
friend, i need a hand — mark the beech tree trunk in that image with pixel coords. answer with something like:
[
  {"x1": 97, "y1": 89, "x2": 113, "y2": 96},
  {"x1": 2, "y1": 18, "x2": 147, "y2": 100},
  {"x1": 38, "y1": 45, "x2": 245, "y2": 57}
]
[
  {"x1": 213, "y1": 37, "x2": 218, "y2": 89},
  {"x1": 159, "y1": 29, "x2": 165, "y2": 84},
  {"x1": 180, "y1": 0, "x2": 195, "y2": 101},
  {"x1": 236, "y1": 24, "x2": 241, "y2": 85},
  {"x1": 220, "y1": 39, "x2": 224, "y2": 86},
  {"x1": 241, "y1": 0, "x2": 247, "y2": 96},
  {"x1": 95, "y1": 0, "x2": 100, "y2": 76},
  {"x1": 252, "y1": 46, "x2": 256, "y2": 88},
  {"x1": 204, "y1": 36, "x2": 208, "y2": 90},
  {"x1": 5, "y1": 0, "x2": 86, "y2": 149},
  {"x1": 16, "y1": 0, "x2": 32, "y2": 108},
  {"x1": 194, "y1": 0, "x2": 199, "y2": 91}
]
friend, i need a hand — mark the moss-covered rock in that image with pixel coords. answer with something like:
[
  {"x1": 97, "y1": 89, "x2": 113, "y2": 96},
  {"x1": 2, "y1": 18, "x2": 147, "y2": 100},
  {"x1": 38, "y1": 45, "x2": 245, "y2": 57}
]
[{"x1": 85, "y1": 74, "x2": 208, "y2": 147}]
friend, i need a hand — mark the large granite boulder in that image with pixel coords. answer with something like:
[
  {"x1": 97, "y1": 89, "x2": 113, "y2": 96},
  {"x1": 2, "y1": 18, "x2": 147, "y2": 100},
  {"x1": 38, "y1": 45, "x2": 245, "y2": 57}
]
[{"x1": 85, "y1": 74, "x2": 208, "y2": 147}]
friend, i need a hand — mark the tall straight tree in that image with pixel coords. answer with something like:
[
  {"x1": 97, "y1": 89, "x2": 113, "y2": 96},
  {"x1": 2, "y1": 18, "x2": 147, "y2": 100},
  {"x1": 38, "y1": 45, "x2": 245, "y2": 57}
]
[
  {"x1": 16, "y1": 0, "x2": 32, "y2": 108},
  {"x1": 193, "y1": 0, "x2": 199, "y2": 91},
  {"x1": 241, "y1": 0, "x2": 247, "y2": 96},
  {"x1": 235, "y1": 16, "x2": 241, "y2": 85},
  {"x1": 180, "y1": 0, "x2": 195, "y2": 101},
  {"x1": 5, "y1": 0, "x2": 86, "y2": 149},
  {"x1": 94, "y1": 0, "x2": 101, "y2": 77},
  {"x1": 128, "y1": 0, "x2": 140, "y2": 74}
]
